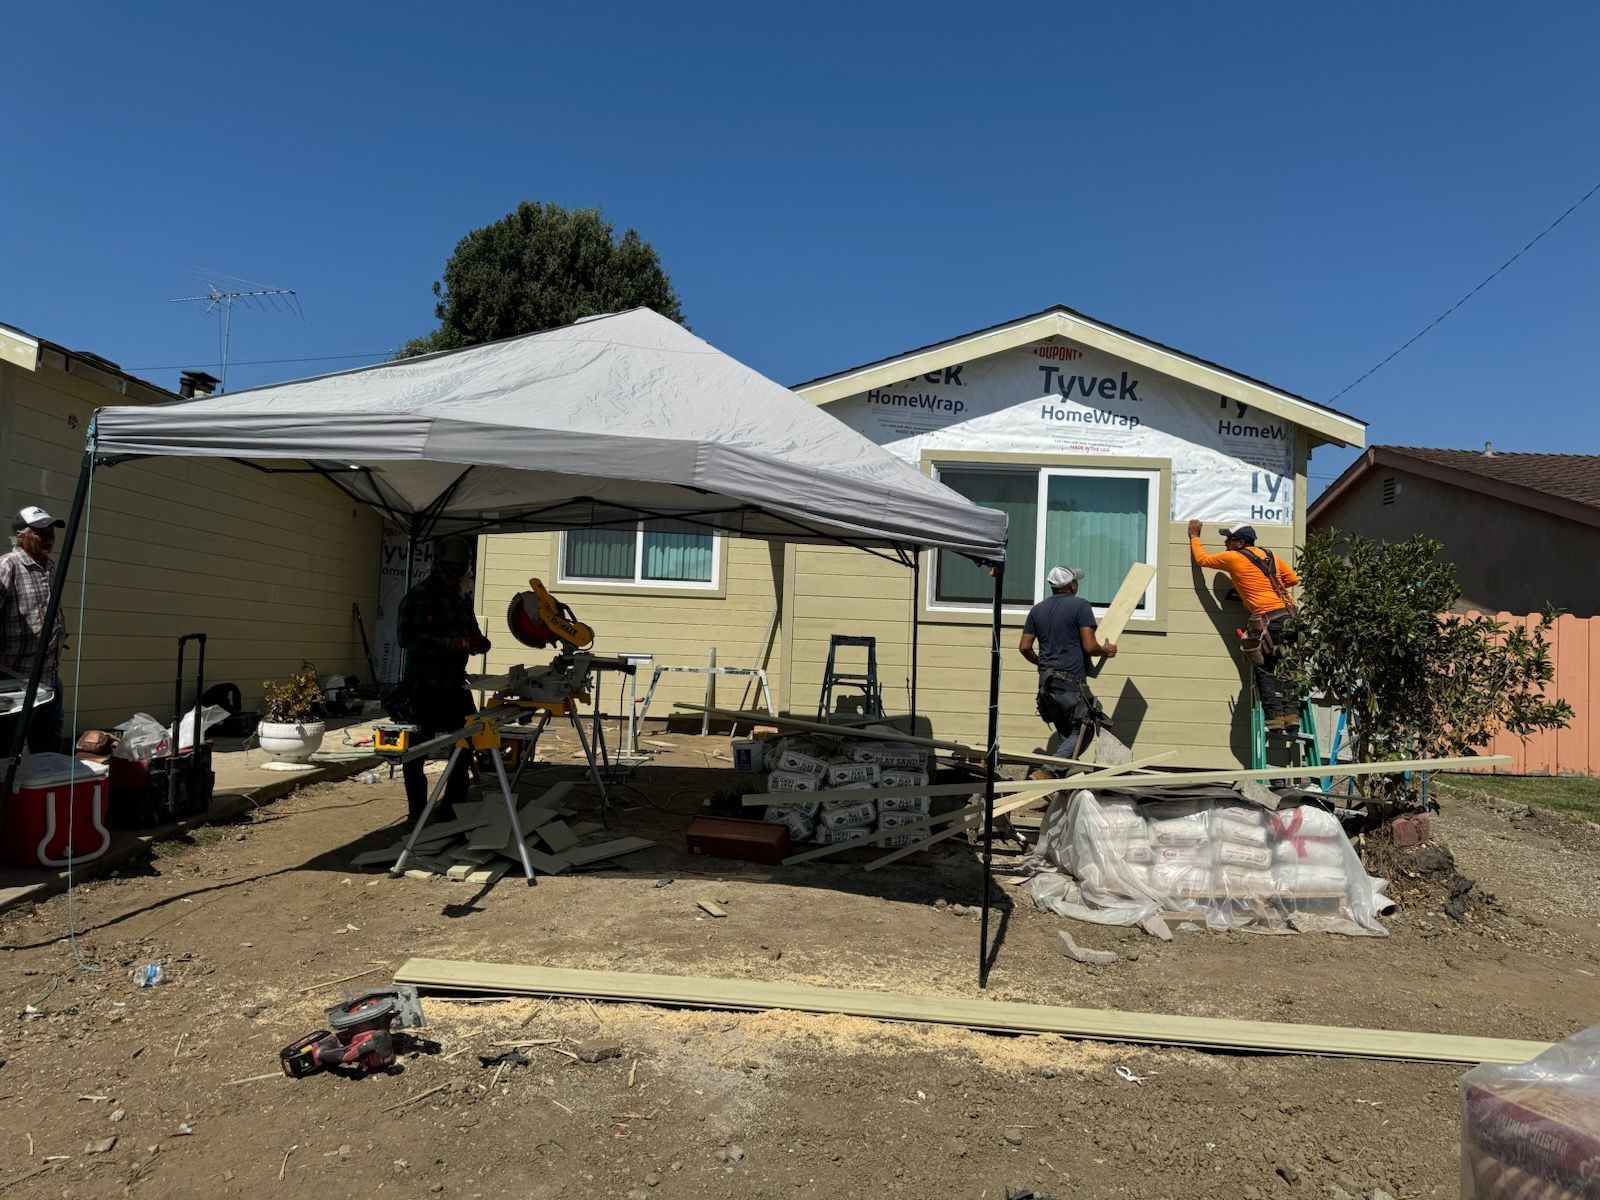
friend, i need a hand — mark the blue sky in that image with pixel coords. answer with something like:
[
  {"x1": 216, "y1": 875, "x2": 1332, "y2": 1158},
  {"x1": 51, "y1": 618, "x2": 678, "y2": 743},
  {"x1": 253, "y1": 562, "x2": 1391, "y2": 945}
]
[{"x1": 3, "y1": 2, "x2": 1596, "y2": 494}]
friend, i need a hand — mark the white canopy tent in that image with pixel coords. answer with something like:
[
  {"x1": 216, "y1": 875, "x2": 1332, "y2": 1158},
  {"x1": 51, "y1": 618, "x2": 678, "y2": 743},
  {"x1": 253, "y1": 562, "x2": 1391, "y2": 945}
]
[
  {"x1": 6, "y1": 308, "x2": 1014, "y2": 983},
  {"x1": 92, "y1": 309, "x2": 1007, "y2": 558}
]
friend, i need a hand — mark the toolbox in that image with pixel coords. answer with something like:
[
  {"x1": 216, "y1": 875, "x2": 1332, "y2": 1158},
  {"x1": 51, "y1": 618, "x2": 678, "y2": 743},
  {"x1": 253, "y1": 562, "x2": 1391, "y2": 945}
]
[
  {"x1": 109, "y1": 634, "x2": 216, "y2": 828},
  {"x1": 685, "y1": 815, "x2": 790, "y2": 865}
]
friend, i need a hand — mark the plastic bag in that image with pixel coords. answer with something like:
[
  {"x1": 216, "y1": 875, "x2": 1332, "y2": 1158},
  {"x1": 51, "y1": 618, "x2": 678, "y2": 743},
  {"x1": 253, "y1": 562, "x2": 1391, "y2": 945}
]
[
  {"x1": 177, "y1": 705, "x2": 228, "y2": 752},
  {"x1": 112, "y1": 714, "x2": 170, "y2": 761},
  {"x1": 1028, "y1": 789, "x2": 1390, "y2": 935},
  {"x1": 1460, "y1": 1022, "x2": 1600, "y2": 1198}
]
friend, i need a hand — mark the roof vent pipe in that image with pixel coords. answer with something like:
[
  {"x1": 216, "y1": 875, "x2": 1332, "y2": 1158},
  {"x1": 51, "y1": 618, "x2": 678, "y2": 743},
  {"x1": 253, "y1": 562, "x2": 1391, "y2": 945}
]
[
  {"x1": 1483, "y1": 441, "x2": 1494, "y2": 456},
  {"x1": 178, "y1": 370, "x2": 220, "y2": 399}
]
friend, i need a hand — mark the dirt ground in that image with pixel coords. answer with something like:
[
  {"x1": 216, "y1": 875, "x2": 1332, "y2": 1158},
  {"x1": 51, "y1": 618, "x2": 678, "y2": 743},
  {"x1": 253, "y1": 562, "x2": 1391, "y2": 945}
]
[{"x1": 2, "y1": 734, "x2": 1598, "y2": 1199}]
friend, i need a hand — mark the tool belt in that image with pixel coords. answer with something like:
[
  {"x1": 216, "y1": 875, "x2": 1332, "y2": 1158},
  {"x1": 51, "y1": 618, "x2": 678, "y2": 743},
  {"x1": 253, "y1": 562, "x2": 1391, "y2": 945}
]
[
  {"x1": 1035, "y1": 670, "x2": 1106, "y2": 734},
  {"x1": 1238, "y1": 608, "x2": 1291, "y2": 666}
]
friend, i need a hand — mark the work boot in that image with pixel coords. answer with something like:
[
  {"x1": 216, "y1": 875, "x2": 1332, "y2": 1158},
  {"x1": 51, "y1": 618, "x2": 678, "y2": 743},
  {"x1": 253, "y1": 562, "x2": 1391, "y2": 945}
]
[{"x1": 1266, "y1": 714, "x2": 1300, "y2": 732}]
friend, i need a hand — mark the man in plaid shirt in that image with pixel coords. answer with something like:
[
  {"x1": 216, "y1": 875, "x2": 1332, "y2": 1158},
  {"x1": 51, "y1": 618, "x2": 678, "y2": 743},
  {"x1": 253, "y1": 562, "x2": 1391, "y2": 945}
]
[{"x1": 0, "y1": 506, "x2": 67, "y2": 752}]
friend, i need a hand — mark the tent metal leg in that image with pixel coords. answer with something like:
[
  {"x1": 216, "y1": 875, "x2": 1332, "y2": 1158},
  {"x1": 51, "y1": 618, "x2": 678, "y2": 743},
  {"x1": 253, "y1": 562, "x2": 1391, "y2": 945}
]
[
  {"x1": 910, "y1": 554, "x2": 921, "y2": 730},
  {"x1": 1, "y1": 450, "x2": 94, "y2": 814},
  {"x1": 390, "y1": 744, "x2": 463, "y2": 876},
  {"x1": 978, "y1": 562, "x2": 1004, "y2": 989}
]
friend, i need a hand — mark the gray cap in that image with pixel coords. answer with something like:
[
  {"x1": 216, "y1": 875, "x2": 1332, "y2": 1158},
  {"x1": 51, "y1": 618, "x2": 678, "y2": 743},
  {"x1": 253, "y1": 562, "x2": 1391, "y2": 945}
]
[{"x1": 1046, "y1": 565, "x2": 1084, "y2": 588}]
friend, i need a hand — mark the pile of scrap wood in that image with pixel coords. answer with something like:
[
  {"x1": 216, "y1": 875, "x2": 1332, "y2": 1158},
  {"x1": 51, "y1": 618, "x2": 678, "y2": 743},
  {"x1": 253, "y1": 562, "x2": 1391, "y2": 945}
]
[{"x1": 350, "y1": 781, "x2": 653, "y2": 884}]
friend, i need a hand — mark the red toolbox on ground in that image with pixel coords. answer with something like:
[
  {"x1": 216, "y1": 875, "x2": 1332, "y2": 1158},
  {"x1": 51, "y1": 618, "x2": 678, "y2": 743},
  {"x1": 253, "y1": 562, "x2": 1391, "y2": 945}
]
[
  {"x1": 686, "y1": 816, "x2": 790, "y2": 865},
  {"x1": 3, "y1": 752, "x2": 111, "y2": 868}
]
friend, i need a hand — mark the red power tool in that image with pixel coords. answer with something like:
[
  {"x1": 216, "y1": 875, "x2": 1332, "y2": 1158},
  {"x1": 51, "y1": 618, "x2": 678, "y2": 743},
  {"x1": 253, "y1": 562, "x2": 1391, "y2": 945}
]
[{"x1": 279, "y1": 986, "x2": 425, "y2": 1078}]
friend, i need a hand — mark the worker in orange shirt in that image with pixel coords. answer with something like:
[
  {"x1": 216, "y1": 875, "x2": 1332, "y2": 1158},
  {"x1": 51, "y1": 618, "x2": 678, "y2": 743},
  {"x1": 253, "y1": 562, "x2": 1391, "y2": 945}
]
[{"x1": 1188, "y1": 520, "x2": 1302, "y2": 729}]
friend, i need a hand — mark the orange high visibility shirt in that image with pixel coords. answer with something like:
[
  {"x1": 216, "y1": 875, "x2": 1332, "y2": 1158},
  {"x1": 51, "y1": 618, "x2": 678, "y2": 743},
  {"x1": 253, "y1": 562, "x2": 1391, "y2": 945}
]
[{"x1": 1189, "y1": 537, "x2": 1300, "y2": 615}]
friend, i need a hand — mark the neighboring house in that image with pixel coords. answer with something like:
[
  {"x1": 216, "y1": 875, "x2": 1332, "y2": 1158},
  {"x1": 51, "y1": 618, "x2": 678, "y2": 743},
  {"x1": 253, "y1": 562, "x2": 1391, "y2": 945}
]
[
  {"x1": 0, "y1": 323, "x2": 382, "y2": 733},
  {"x1": 1308, "y1": 445, "x2": 1600, "y2": 618},
  {"x1": 476, "y1": 306, "x2": 1367, "y2": 766}
]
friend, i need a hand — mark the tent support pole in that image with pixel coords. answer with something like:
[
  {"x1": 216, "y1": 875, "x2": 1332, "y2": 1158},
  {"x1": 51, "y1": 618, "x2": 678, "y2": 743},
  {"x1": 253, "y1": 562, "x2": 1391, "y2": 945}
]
[
  {"x1": 909, "y1": 552, "x2": 920, "y2": 730},
  {"x1": 1, "y1": 449, "x2": 96, "y2": 816},
  {"x1": 978, "y1": 561, "x2": 1004, "y2": 989}
]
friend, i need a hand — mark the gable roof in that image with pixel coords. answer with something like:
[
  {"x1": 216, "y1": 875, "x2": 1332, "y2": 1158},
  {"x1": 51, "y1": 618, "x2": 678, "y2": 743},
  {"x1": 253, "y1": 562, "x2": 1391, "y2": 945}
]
[
  {"x1": 1310, "y1": 445, "x2": 1600, "y2": 530},
  {"x1": 792, "y1": 304, "x2": 1367, "y2": 448}
]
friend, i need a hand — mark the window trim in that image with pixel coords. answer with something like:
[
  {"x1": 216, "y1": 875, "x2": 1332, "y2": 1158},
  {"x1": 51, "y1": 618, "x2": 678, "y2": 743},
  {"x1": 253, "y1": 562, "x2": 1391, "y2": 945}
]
[
  {"x1": 557, "y1": 522, "x2": 723, "y2": 592},
  {"x1": 920, "y1": 450, "x2": 1171, "y2": 631}
]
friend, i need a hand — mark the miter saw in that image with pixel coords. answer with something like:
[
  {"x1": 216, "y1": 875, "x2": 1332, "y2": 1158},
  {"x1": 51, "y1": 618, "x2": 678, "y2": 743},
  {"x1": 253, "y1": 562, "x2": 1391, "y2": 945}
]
[
  {"x1": 385, "y1": 580, "x2": 635, "y2": 885},
  {"x1": 506, "y1": 578, "x2": 594, "y2": 653}
]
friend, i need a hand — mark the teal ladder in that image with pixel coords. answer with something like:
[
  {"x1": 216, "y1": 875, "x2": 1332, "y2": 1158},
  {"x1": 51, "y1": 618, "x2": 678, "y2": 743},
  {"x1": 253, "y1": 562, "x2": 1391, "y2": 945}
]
[{"x1": 1250, "y1": 694, "x2": 1322, "y2": 773}]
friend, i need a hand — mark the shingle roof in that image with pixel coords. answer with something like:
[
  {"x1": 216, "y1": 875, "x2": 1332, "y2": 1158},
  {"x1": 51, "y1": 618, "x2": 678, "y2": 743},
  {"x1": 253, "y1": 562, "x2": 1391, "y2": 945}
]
[{"x1": 1384, "y1": 446, "x2": 1600, "y2": 510}]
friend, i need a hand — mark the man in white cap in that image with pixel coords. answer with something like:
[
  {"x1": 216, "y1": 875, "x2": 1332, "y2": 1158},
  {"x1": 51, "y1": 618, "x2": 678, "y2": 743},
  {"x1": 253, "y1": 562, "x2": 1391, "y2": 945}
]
[
  {"x1": 1018, "y1": 565, "x2": 1118, "y2": 761},
  {"x1": 0, "y1": 506, "x2": 68, "y2": 751}
]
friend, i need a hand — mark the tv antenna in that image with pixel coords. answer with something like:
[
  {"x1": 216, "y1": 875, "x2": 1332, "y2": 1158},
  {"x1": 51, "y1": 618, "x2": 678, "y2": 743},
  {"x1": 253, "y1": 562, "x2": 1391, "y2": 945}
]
[{"x1": 170, "y1": 271, "x2": 304, "y2": 393}]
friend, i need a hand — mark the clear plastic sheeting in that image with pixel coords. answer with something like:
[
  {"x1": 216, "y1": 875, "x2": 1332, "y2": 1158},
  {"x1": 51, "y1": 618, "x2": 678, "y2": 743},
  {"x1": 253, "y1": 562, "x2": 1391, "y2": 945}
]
[
  {"x1": 1027, "y1": 788, "x2": 1391, "y2": 935},
  {"x1": 1460, "y1": 1022, "x2": 1600, "y2": 1199}
]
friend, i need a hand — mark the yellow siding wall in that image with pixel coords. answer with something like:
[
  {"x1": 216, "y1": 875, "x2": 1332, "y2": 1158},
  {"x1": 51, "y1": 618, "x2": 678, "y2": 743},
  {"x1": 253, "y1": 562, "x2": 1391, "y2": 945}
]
[
  {"x1": 0, "y1": 360, "x2": 383, "y2": 732},
  {"x1": 475, "y1": 532, "x2": 784, "y2": 714},
  {"x1": 785, "y1": 521, "x2": 1297, "y2": 766}
]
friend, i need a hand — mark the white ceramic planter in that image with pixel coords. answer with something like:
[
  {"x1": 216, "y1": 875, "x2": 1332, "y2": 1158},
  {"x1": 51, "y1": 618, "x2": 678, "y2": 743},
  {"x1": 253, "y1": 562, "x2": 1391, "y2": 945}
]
[{"x1": 258, "y1": 720, "x2": 326, "y2": 763}]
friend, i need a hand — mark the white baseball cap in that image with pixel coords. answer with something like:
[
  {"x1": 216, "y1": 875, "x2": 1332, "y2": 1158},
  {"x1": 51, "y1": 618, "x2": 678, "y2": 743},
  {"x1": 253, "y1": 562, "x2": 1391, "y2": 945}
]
[
  {"x1": 1046, "y1": 565, "x2": 1084, "y2": 588},
  {"x1": 12, "y1": 506, "x2": 64, "y2": 533}
]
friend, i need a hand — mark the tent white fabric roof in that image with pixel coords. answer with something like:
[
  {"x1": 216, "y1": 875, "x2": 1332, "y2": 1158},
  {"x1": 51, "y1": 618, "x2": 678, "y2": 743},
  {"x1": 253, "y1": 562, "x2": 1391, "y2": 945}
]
[{"x1": 93, "y1": 309, "x2": 1007, "y2": 559}]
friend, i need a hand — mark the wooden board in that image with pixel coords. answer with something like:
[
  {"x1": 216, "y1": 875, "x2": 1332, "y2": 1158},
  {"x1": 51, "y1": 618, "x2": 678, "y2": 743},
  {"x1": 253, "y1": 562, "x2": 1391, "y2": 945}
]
[
  {"x1": 537, "y1": 820, "x2": 579, "y2": 854},
  {"x1": 494, "y1": 840, "x2": 570, "y2": 875},
  {"x1": 393, "y1": 958, "x2": 1550, "y2": 1066},
  {"x1": 1094, "y1": 561, "x2": 1157, "y2": 645},
  {"x1": 864, "y1": 792, "x2": 1049, "y2": 871},
  {"x1": 465, "y1": 862, "x2": 511, "y2": 887},
  {"x1": 672, "y1": 703, "x2": 1097, "y2": 771},
  {"x1": 745, "y1": 748, "x2": 1178, "y2": 808},
  {"x1": 560, "y1": 837, "x2": 655, "y2": 867}
]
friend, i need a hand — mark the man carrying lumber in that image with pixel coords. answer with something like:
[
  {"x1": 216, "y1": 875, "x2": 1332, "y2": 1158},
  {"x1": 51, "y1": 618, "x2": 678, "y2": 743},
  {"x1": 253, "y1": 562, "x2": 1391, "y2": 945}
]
[
  {"x1": 1018, "y1": 565, "x2": 1117, "y2": 762},
  {"x1": 1188, "y1": 520, "x2": 1301, "y2": 729}
]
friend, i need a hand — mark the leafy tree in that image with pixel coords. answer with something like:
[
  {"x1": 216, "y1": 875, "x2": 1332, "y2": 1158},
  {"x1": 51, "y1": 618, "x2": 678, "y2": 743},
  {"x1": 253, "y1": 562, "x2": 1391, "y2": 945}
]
[
  {"x1": 1280, "y1": 530, "x2": 1571, "y2": 807},
  {"x1": 399, "y1": 201, "x2": 685, "y2": 357}
]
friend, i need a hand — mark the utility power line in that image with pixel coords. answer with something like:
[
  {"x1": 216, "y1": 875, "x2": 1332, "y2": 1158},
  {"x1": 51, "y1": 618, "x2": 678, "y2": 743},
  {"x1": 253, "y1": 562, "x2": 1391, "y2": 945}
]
[{"x1": 1329, "y1": 177, "x2": 1600, "y2": 403}]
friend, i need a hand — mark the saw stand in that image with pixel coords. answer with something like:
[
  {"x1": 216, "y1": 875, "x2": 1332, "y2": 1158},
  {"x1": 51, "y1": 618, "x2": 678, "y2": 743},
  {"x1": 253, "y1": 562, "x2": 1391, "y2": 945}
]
[{"x1": 389, "y1": 706, "x2": 541, "y2": 885}]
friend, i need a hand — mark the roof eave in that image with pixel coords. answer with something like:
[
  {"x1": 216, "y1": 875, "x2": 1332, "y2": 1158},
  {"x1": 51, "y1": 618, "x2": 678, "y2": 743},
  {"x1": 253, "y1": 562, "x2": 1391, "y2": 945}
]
[
  {"x1": 794, "y1": 308, "x2": 1367, "y2": 448},
  {"x1": 1309, "y1": 447, "x2": 1600, "y2": 531}
]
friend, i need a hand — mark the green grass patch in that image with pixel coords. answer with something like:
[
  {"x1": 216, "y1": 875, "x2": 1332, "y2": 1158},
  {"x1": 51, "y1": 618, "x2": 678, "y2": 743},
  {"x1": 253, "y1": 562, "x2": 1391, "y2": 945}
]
[{"x1": 1436, "y1": 772, "x2": 1600, "y2": 823}]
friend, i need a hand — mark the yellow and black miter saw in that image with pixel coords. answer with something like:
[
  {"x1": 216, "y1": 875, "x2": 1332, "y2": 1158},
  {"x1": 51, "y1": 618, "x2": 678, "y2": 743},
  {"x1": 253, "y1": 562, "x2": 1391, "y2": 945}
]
[{"x1": 506, "y1": 578, "x2": 594, "y2": 653}]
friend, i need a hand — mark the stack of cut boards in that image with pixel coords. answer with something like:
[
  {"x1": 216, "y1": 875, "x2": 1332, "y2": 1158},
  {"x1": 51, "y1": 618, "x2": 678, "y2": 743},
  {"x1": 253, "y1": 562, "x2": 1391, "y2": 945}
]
[{"x1": 350, "y1": 781, "x2": 654, "y2": 885}]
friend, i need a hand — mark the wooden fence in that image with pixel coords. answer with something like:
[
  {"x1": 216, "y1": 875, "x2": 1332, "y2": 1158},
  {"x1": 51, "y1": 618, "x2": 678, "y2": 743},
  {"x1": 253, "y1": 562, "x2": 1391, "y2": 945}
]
[{"x1": 1466, "y1": 611, "x2": 1596, "y2": 776}]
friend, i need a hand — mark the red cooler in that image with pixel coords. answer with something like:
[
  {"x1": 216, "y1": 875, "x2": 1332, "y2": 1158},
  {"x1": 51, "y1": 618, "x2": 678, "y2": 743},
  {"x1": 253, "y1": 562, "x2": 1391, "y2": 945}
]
[{"x1": 3, "y1": 753, "x2": 111, "y2": 868}]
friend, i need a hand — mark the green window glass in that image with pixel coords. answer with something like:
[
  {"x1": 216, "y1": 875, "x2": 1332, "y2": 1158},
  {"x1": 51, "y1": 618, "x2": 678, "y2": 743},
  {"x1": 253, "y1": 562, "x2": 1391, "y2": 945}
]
[
  {"x1": 1041, "y1": 474, "x2": 1151, "y2": 608},
  {"x1": 564, "y1": 527, "x2": 635, "y2": 580},
  {"x1": 642, "y1": 519, "x2": 714, "y2": 583},
  {"x1": 934, "y1": 469, "x2": 1036, "y2": 604}
]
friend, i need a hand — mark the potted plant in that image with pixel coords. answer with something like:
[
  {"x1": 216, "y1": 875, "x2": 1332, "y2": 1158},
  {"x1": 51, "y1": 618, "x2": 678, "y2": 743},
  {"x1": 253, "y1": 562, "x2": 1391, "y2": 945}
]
[{"x1": 258, "y1": 669, "x2": 326, "y2": 762}]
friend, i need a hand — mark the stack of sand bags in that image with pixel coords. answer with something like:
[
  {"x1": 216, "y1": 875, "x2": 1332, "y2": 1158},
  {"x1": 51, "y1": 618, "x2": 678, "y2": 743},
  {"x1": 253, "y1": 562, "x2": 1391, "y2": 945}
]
[
  {"x1": 760, "y1": 738, "x2": 829, "y2": 842},
  {"x1": 759, "y1": 732, "x2": 932, "y2": 848},
  {"x1": 1055, "y1": 795, "x2": 1336, "y2": 901}
]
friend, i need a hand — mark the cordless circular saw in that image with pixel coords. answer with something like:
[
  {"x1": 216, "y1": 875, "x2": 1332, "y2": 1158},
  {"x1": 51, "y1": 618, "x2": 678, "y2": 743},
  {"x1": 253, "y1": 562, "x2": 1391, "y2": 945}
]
[{"x1": 506, "y1": 578, "x2": 594, "y2": 652}]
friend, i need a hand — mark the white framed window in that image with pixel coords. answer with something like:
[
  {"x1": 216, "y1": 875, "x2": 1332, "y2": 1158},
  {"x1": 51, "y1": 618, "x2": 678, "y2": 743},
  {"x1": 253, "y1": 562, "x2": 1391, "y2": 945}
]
[
  {"x1": 931, "y1": 463, "x2": 1161, "y2": 618},
  {"x1": 560, "y1": 519, "x2": 719, "y2": 589}
]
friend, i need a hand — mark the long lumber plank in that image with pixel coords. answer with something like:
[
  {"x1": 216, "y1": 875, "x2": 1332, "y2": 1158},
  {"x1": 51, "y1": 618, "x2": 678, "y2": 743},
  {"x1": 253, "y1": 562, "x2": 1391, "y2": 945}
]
[
  {"x1": 744, "y1": 748, "x2": 1179, "y2": 807},
  {"x1": 776, "y1": 750, "x2": 1178, "y2": 867},
  {"x1": 672, "y1": 703, "x2": 1097, "y2": 771},
  {"x1": 863, "y1": 792, "x2": 1049, "y2": 871},
  {"x1": 1093, "y1": 561, "x2": 1157, "y2": 645},
  {"x1": 393, "y1": 958, "x2": 1549, "y2": 1066}
]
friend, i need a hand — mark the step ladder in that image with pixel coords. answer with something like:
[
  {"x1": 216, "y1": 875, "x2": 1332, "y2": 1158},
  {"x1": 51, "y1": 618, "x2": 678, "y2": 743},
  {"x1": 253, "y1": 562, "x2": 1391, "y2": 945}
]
[
  {"x1": 816, "y1": 635, "x2": 884, "y2": 720},
  {"x1": 1250, "y1": 693, "x2": 1322, "y2": 773}
]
